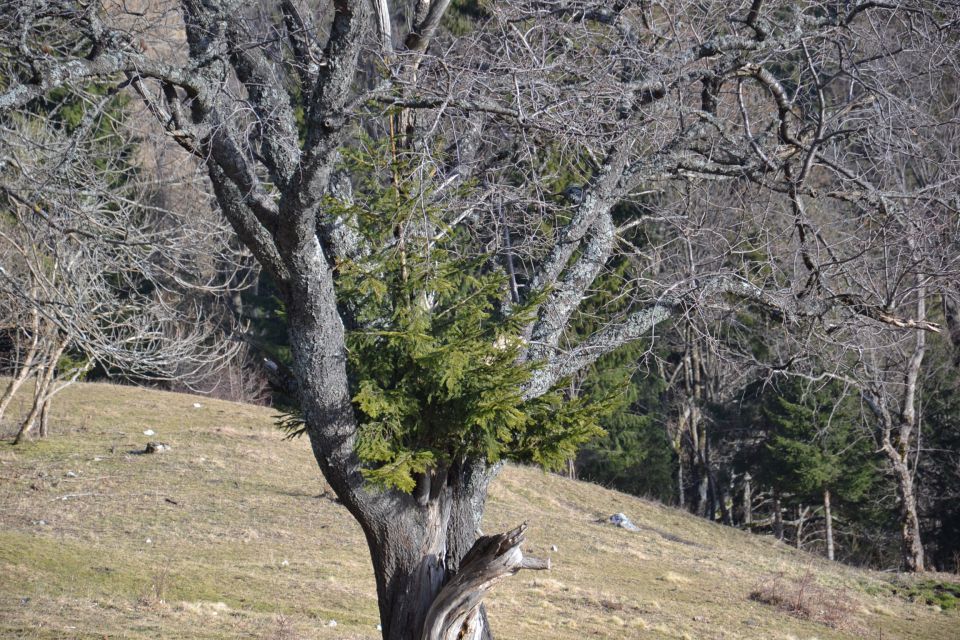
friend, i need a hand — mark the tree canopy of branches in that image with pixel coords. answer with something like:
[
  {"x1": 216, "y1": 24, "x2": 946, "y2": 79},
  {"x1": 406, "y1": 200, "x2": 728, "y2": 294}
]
[
  {"x1": 2, "y1": 1, "x2": 959, "y2": 637},
  {"x1": 0, "y1": 67, "x2": 250, "y2": 441}
]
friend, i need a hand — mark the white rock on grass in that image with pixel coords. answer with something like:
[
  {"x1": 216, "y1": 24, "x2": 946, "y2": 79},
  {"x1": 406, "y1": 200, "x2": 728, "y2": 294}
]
[
  {"x1": 609, "y1": 512, "x2": 640, "y2": 531},
  {"x1": 327, "y1": 620, "x2": 337, "y2": 628},
  {"x1": 192, "y1": 403, "x2": 202, "y2": 409},
  {"x1": 143, "y1": 429, "x2": 155, "y2": 436}
]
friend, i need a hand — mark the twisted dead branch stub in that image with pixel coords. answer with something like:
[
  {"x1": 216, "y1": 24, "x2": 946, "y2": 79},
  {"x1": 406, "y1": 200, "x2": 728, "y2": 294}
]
[{"x1": 421, "y1": 523, "x2": 549, "y2": 640}]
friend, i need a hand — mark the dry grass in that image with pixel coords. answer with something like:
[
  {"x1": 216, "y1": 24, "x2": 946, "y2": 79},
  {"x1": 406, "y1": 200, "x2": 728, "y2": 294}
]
[
  {"x1": 750, "y1": 569, "x2": 859, "y2": 631},
  {"x1": 0, "y1": 380, "x2": 957, "y2": 639}
]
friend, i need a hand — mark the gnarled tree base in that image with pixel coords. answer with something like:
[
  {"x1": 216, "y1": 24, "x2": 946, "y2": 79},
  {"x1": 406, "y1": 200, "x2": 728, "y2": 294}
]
[{"x1": 421, "y1": 523, "x2": 549, "y2": 640}]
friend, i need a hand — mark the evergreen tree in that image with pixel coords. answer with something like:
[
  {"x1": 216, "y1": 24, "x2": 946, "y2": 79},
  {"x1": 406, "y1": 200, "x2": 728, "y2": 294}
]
[
  {"x1": 283, "y1": 149, "x2": 609, "y2": 491},
  {"x1": 753, "y1": 380, "x2": 881, "y2": 559},
  {"x1": 577, "y1": 345, "x2": 674, "y2": 501},
  {"x1": 915, "y1": 330, "x2": 960, "y2": 571}
]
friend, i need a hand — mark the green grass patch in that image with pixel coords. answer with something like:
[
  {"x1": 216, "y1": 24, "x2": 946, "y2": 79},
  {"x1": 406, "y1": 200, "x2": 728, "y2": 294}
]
[{"x1": 894, "y1": 579, "x2": 960, "y2": 610}]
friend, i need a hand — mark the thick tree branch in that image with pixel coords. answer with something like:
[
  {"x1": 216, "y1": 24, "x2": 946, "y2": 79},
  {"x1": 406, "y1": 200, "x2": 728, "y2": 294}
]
[
  {"x1": 290, "y1": 0, "x2": 371, "y2": 228},
  {"x1": 225, "y1": 17, "x2": 301, "y2": 188},
  {"x1": 528, "y1": 146, "x2": 630, "y2": 299},
  {"x1": 406, "y1": 0, "x2": 453, "y2": 55},
  {"x1": 281, "y1": 0, "x2": 326, "y2": 89},
  {"x1": 207, "y1": 164, "x2": 289, "y2": 285},
  {"x1": 371, "y1": 0, "x2": 394, "y2": 59},
  {"x1": 0, "y1": 53, "x2": 201, "y2": 112},
  {"x1": 526, "y1": 210, "x2": 617, "y2": 365}
]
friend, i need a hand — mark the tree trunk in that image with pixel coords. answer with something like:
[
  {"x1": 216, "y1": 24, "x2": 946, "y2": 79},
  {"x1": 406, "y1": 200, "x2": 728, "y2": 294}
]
[
  {"x1": 684, "y1": 401, "x2": 709, "y2": 517},
  {"x1": 823, "y1": 488, "x2": 834, "y2": 561},
  {"x1": 13, "y1": 337, "x2": 67, "y2": 445},
  {"x1": 13, "y1": 367, "x2": 49, "y2": 444},
  {"x1": 0, "y1": 363, "x2": 34, "y2": 426},
  {"x1": 696, "y1": 472, "x2": 709, "y2": 518},
  {"x1": 742, "y1": 473, "x2": 753, "y2": 527},
  {"x1": 894, "y1": 289, "x2": 926, "y2": 572},
  {"x1": 280, "y1": 223, "x2": 542, "y2": 640},
  {"x1": 716, "y1": 473, "x2": 732, "y2": 525},
  {"x1": 890, "y1": 458, "x2": 925, "y2": 572},
  {"x1": 795, "y1": 504, "x2": 807, "y2": 550},
  {"x1": 869, "y1": 289, "x2": 927, "y2": 572},
  {"x1": 367, "y1": 486, "x2": 455, "y2": 639},
  {"x1": 38, "y1": 396, "x2": 51, "y2": 438},
  {"x1": 676, "y1": 454, "x2": 685, "y2": 508},
  {"x1": 357, "y1": 461, "x2": 543, "y2": 640},
  {"x1": 422, "y1": 523, "x2": 548, "y2": 640},
  {"x1": 943, "y1": 292, "x2": 960, "y2": 363},
  {"x1": 0, "y1": 313, "x2": 42, "y2": 425},
  {"x1": 695, "y1": 420, "x2": 711, "y2": 518},
  {"x1": 773, "y1": 490, "x2": 784, "y2": 541},
  {"x1": 678, "y1": 338, "x2": 708, "y2": 516},
  {"x1": 0, "y1": 341, "x2": 39, "y2": 424}
]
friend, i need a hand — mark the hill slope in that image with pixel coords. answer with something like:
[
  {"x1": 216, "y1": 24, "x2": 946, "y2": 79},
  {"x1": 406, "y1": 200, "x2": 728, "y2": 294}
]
[{"x1": 0, "y1": 382, "x2": 956, "y2": 639}]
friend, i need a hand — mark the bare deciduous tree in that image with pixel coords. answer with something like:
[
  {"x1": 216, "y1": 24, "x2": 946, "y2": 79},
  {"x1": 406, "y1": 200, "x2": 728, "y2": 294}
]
[
  {"x1": 2, "y1": 1, "x2": 958, "y2": 636},
  {"x1": 0, "y1": 105, "x2": 249, "y2": 440}
]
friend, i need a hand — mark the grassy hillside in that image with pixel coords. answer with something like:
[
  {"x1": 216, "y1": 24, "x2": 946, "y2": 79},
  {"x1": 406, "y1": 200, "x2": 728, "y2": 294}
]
[{"x1": 0, "y1": 382, "x2": 956, "y2": 640}]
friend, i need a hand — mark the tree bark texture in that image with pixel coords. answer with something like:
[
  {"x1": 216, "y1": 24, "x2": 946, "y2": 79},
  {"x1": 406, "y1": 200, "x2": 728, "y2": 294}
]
[
  {"x1": 0, "y1": 325, "x2": 40, "y2": 424},
  {"x1": 0, "y1": 364, "x2": 34, "y2": 427},
  {"x1": 742, "y1": 473, "x2": 753, "y2": 527},
  {"x1": 824, "y1": 488, "x2": 834, "y2": 562},
  {"x1": 13, "y1": 336, "x2": 66, "y2": 444},
  {"x1": 421, "y1": 523, "x2": 548, "y2": 640},
  {"x1": 795, "y1": 505, "x2": 807, "y2": 550},
  {"x1": 890, "y1": 457, "x2": 925, "y2": 572},
  {"x1": 351, "y1": 461, "x2": 535, "y2": 640},
  {"x1": 870, "y1": 290, "x2": 927, "y2": 572},
  {"x1": 773, "y1": 490, "x2": 784, "y2": 541},
  {"x1": 13, "y1": 367, "x2": 50, "y2": 444},
  {"x1": 719, "y1": 477, "x2": 733, "y2": 526},
  {"x1": 288, "y1": 261, "x2": 506, "y2": 636},
  {"x1": 676, "y1": 452, "x2": 685, "y2": 508}
]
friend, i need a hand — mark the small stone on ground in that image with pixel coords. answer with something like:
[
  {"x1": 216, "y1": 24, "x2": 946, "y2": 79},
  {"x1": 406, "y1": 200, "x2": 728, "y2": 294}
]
[{"x1": 609, "y1": 512, "x2": 640, "y2": 531}]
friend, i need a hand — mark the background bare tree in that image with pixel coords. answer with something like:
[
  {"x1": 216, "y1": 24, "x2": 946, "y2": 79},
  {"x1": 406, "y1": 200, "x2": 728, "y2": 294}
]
[{"x1": 0, "y1": 103, "x2": 251, "y2": 440}]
